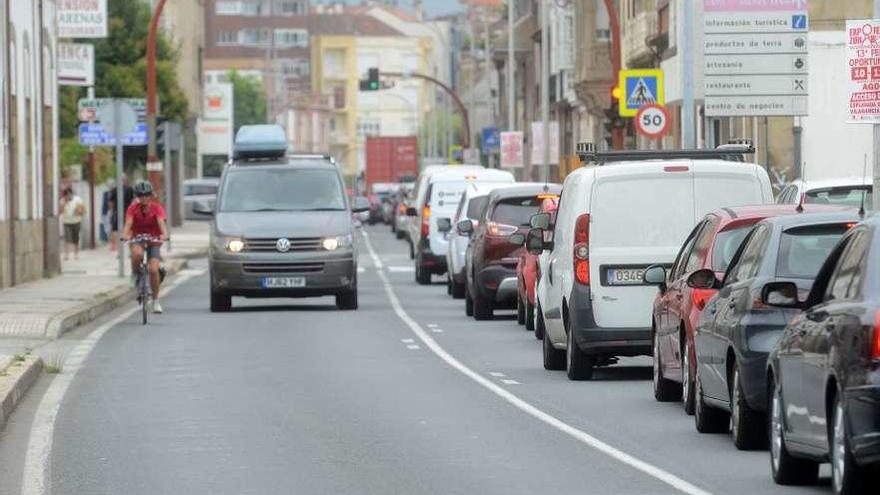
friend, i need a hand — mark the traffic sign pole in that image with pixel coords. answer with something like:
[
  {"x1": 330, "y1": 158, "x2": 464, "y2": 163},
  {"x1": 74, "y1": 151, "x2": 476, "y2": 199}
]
[
  {"x1": 113, "y1": 101, "x2": 126, "y2": 278},
  {"x1": 875, "y1": 0, "x2": 880, "y2": 210},
  {"x1": 682, "y1": 0, "x2": 695, "y2": 148}
]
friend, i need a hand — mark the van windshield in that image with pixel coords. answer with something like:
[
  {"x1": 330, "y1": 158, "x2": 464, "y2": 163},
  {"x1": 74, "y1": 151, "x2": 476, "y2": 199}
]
[{"x1": 219, "y1": 168, "x2": 346, "y2": 212}]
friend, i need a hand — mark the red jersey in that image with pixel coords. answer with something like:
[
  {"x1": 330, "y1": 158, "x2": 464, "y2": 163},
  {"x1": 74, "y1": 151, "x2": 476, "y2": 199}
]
[{"x1": 126, "y1": 201, "x2": 166, "y2": 242}]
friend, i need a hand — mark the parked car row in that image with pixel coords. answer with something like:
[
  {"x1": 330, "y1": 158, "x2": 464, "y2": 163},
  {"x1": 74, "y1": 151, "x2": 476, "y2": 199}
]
[{"x1": 387, "y1": 143, "x2": 878, "y2": 495}]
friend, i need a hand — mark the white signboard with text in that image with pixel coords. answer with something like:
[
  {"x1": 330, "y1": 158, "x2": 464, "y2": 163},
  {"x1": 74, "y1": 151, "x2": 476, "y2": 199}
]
[
  {"x1": 530, "y1": 122, "x2": 559, "y2": 166},
  {"x1": 846, "y1": 20, "x2": 880, "y2": 122},
  {"x1": 500, "y1": 132, "x2": 524, "y2": 169},
  {"x1": 198, "y1": 83, "x2": 234, "y2": 156},
  {"x1": 57, "y1": 0, "x2": 108, "y2": 38},
  {"x1": 58, "y1": 43, "x2": 94, "y2": 86}
]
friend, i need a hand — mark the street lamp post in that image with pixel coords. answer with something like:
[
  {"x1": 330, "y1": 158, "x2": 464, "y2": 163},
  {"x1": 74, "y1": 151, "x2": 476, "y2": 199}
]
[
  {"x1": 508, "y1": 0, "x2": 515, "y2": 132},
  {"x1": 540, "y1": 0, "x2": 549, "y2": 183}
]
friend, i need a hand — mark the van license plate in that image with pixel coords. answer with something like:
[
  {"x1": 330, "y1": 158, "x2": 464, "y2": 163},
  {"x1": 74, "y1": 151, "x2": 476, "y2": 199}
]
[
  {"x1": 606, "y1": 268, "x2": 645, "y2": 286},
  {"x1": 262, "y1": 277, "x2": 306, "y2": 288}
]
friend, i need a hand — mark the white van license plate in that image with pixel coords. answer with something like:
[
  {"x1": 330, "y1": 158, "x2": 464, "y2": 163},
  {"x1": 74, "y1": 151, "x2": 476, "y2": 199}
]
[
  {"x1": 606, "y1": 268, "x2": 645, "y2": 286},
  {"x1": 262, "y1": 277, "x2": 306, "y2": 288}
]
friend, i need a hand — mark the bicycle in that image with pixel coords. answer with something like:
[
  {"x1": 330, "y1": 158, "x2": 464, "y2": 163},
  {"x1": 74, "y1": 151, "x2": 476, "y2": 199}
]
[{"x1": 125, "y1": 235, "x2": 165, "y2": 325}]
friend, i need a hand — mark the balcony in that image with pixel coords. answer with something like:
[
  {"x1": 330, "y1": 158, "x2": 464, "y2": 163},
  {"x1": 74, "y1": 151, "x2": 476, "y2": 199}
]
[{"x1": 622, "y1": 10, "x2": 658, "y2": 68}]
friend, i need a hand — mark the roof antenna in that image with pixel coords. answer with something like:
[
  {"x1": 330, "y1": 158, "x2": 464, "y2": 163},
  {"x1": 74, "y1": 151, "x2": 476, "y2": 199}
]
[
  {"x1": 795, "y1": 160, "x2": 806, "y2": 213},
  {"x1": 859, "y1": 153, "x2": 868, "y2": 218}
]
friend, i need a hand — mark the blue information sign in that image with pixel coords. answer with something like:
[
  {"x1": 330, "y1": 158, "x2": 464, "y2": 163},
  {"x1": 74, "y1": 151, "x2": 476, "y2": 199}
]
[
  {"x1": 481, "y1": 127, "x2": 500, "y2": 154},
  {"x1": 79, "y1": 123, "x2": 148, "y2": 146}
]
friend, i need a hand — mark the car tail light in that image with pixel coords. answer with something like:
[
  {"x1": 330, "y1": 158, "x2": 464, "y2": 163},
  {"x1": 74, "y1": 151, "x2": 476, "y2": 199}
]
[
  {"x1": 487, "y1": 222, "x2": 518, "y2": 237},
  {"x1": 421, "y1": 206, "x2": 431, "y2": 238},
  {"x1": 574, "y1": 214, "x2": 590, "y2": 285},
  {"x1": 872, "y1": 310, "x2": 880, "y2": 360},
  {"x1": 691, "y1": 288, "x2": 716, "y2": 311}
]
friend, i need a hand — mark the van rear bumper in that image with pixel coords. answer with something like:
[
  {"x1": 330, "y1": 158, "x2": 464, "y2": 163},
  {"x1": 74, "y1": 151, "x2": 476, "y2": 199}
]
[{"x1": 568, "y1": 284, "x2": 651, "y2": 357}]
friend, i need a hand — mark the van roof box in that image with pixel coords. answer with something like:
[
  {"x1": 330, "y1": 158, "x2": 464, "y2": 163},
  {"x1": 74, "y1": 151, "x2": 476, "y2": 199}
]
[{"x1": 576, "y1": 140, "x2": 755, "y2": 165}]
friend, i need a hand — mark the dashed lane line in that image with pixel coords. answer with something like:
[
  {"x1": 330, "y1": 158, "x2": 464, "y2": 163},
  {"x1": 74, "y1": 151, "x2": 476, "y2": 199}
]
[{"x1": 360, "y1": 230, "x2": 712, "y2": 495}]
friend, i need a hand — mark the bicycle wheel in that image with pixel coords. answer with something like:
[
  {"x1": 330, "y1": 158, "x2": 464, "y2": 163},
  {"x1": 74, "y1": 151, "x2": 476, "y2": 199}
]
[{"x1": 140, "y1": 267, "x2": 149, "y2": 325}]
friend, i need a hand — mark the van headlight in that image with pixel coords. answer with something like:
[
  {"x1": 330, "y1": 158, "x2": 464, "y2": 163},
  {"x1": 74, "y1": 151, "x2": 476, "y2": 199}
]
[
  {"x1": 214, "y1": 235, "x2": 244, "y2": 253},
  {"x1": 323, "y1": 234, "x2": 353, "y2": 251}
]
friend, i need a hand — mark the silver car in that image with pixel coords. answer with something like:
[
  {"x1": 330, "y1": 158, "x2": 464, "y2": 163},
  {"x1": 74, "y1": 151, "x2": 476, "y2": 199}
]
[{"x1": 183, "y1": 178, "x2": 220, "y2": 220}]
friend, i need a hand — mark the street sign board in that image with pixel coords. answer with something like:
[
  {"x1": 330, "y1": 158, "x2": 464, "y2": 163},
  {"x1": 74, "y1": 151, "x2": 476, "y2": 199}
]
[
  {"x1": 846, "y1": 20, "x2": 880, "y2": 122},
  {"x1": 98, "y1": 100, "x2": 138, "y2": 138},
  {"x1": 78, "y1": 98, "x2": 148, "y2": 123},
  {"x1": 79, "y1": 123, "x2": 148, "y2": 146},
  {"x1": 635, "y1": 105, "x2": 670, "y2": 139},
  {"x1": 703, "y1": 0, "x2": 809, "y2": 117},
  {"x1": 57, "y1": 0, "x2": 108, "y2": 38},
  {"x1": 618, "y1": 69, "x2": 664, "y2": 117},
  {"x1": 500, "y1": 132, "x2": 524, "y2": 169},
  {"x1": 530, "y1": 121, "x2": 559, "y2": 165},
  {"x1": 58, "y1": 43, "x2": 94, "y2": 87},
  {"x1": 481, "y1": 127, "x2": 500, "y2": 154}
]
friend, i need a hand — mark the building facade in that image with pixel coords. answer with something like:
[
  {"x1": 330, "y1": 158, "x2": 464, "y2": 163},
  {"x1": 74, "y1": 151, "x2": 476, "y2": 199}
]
[{"x1": 1, "y1": 0, "x2": 60, "y2": 288}]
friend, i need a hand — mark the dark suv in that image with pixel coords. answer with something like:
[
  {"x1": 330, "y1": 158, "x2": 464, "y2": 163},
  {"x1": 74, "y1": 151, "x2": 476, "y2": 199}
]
[
  {"x1": 463, "y1": 184, "x2": 562, "y2": 320},
  {"x1": 197, "y1": 125, "x2": 367, "y2": 312}
]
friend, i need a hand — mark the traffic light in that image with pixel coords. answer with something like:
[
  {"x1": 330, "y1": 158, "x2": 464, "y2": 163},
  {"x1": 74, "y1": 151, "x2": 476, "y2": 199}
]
[{"x1": 359, "y1": 67, "x2": 380, "y2": 91}]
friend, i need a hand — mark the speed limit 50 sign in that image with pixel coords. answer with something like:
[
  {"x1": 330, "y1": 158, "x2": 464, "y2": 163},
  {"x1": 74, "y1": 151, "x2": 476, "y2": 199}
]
[{"x1": 635, "y1": 104, "x2": 669, "y2": 139}]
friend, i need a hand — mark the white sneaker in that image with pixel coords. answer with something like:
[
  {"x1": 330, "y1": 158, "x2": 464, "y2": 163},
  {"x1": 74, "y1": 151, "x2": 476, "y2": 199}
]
[{"x1": 151, "y1": 301, "x2": 164, "y2": 314}]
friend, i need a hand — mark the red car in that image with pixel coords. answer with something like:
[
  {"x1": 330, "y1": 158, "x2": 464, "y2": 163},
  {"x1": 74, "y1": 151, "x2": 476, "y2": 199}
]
[
  {"x1": 646, "y1": 204, "x2": 851, "y2": 415},
  {"x1": 515, "y1": 197, "x2": 558, "y2": 335}
]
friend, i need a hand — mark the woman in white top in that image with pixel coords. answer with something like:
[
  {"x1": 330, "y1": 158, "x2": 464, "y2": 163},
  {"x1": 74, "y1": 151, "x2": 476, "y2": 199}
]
[{"x1": 59, "y1": 187, "x2": 85, "y2": 261}]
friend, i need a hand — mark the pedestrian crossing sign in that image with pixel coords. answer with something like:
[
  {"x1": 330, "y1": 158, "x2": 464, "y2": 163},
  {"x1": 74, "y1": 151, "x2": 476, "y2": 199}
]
[{"x1": 619, "y1": 69, "x2": 664, "y2": 117}]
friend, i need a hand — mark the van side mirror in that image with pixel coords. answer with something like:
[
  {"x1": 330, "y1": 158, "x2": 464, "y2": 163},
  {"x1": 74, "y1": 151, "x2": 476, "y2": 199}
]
[
  {"x1": 437, "y1": 218, "x2": 452, "y2": 233},
  {"x1": 192, "y1": 200, "x2": 214, "y2": 216},
  {"x1": 761, "y1": 281, "x2": 803, "y2": 309},
  {"x1": 526, "y1": 228, "x2": 552, "y2": 255},
  {"x1": 643, "y1": 265, "x2": 667, "y2": 292},
  {"x1": 508, "y1": 233, "x2": 525, "y2": 246},
  {"x1": 456, "y1": 219, "x2": 474, "y2": 235},
  {"x1": 530, "y1": 212, "x2": 551, "y2": 229},
  {"x1": 686, "y1": 268, "x2": 721, "y2": 290}
]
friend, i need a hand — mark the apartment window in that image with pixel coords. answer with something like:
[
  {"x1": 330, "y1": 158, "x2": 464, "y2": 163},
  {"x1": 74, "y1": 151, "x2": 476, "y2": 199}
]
[
  {"x1": 242, "y1": 28, "x2": 270, "y2": 46},
  {"x1": 595, "y1": 0, "x2": 610, "y2": 41},
  {"x1": 276, "y1": 0, "x2": 305, "y2": 15},
  {"x1": 241, "y1": 0, "x2": 267, "y2": 16},
  {"x1": 323, "y1": 49, "x2": 345, "y2": 78},
  {"x1": 279, "y1": 58, "x2": 309, "y2": 77},
  {"x1": 215, "y1": 1, "x2": 241, "y2": 14},
  {"x1": 216, "y1": 30, "x2": 239, "y2": 45},
  {"x1": 275, "y1": 29, "x2": 309, "y2": 48},
  {"x1": 357, "y1": 118, "x2": 381, "y2": 137}
]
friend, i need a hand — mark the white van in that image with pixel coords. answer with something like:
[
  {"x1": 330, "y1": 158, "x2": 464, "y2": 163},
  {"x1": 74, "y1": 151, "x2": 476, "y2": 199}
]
[
  {"x1": 533, "y1": 146, "x2": 772, "y2": 380},
  {"x1": 407, "y1": 167, "x2": 515, "y2": 284}
]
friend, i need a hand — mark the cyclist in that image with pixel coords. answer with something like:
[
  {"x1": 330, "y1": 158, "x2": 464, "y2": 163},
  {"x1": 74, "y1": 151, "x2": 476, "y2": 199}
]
[{"x1": 123, "y1": 181, "x2": 168, "y2": 314}]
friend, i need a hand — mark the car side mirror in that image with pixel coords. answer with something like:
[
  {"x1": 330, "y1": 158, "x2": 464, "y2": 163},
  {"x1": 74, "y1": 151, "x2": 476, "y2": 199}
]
[
  {"x1": 530, "y1": 212, "x2": 551, "y2": 229},
  {"x1": 456, "y1": 219, "x2": 474, "y2": 235},
  {"x1": 526, "y1": 228, "x2": 552, "y2": 255},
  {"x1": 192, "y1": 200, "x2": 214, "y2": 216},
  {"x1": 761, "y1": 281, "x2": 803, "y2": 309},
  {"x1": 643, "y1": 264, "x2": 667, "y2": 292},
  {"x1": 437, "y1": 218, "x2": 452, "y2": 233},
  {"x1": 508, "y1": 233, "x2": 525, "y2": 246},
  {"x1": 686, "y1": 268, "x2": 720, "y2": 290},
  {"x1": 406, "y1": 207, "x2": 418, "y2": 217}
]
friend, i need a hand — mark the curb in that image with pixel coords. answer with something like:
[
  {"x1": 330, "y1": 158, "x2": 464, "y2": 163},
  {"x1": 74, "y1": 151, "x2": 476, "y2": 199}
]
[
  {"x1": 44, "y1": 255, "x2": 196, "y2": 339},
  {"x1": 0, "y1": 355, "x2": 43, "y2": 430}
]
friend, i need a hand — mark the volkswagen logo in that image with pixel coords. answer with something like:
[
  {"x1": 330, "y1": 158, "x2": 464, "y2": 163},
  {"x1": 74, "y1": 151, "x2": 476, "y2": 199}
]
[{"x1": 276, "y1": 238, "x2": 291, "y2": 253}]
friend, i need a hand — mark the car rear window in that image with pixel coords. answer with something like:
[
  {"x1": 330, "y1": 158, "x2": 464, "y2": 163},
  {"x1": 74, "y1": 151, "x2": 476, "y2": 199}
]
[
  {"x1": 712, "y1": 225, "x2": 754, "y2": 272},
  {"x1": 805, "y1": 186, "x2": 871, "y2": 207},
  {"x1": 490, "y1": 196, "x2": 543, "y2": 226},
  {"x1": 775, "y1": 224, "x2": 850, "y2": 279},
  {"x1": 466, "y1": 196, "x2": 489, "y2": 219}
]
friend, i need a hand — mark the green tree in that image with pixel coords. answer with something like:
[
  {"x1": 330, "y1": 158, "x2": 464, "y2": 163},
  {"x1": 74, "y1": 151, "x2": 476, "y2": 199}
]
[{"x1": 227, "y1": 70, "x2": 267, "y2": 131}]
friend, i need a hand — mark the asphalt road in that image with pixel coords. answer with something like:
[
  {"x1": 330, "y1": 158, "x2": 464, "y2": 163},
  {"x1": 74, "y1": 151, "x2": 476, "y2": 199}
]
[{"x1": 0, "y1": 225, "x2": 835, "y2": 495}]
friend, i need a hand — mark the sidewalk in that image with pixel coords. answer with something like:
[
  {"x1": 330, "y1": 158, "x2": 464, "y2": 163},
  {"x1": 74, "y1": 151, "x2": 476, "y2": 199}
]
[{"x1": 0, "y1": 221, "x2": 209, "y2": 427}]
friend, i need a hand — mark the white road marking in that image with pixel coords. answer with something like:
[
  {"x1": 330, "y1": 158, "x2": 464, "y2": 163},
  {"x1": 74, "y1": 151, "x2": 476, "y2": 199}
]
[
  {"x1": 430, "y1": 328, "x2": 444, "y2": 333},
  {"x1": 357, "y1": 266, "x2": 366, "y2": 273},
  {"x1": 401, "y1": 338, "x2": 415, "y2": 344},
  {"x1": 20, "y1": 269, "x2": 206, "y2": 495},
  {"x1": 406, "y1": 344, "x2": 421, "y2": 350},
  {"x1": 427, "y1": 323, "x2": 439, "y2": 328},
  {"x1": 501, "y1": 379, "x2": 521, "y2": 385},
  {"x1": 360, "y1": 231, "x2": 712, "y2": 495},
  {"x1": 489, "y1": 372, "x2": 507, "y2": 378},
  {"x1": 387, "y1": 265, "x2": 415, "y2": 273}
]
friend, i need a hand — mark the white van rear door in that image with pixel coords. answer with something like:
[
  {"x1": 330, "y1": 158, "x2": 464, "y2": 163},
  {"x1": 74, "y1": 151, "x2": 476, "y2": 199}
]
[
  {"x1": 589, "y1": 166, "x2": 696, "y2": 329},
  {"x1": 428, "y1": 180, "x2": 468, "y2": 256},
  {"x1": 693, "y1": 162, "x2": 771, "y2": 213}
]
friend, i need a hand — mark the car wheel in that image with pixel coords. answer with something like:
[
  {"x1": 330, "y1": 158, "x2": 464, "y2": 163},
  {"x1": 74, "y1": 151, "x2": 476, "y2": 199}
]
[
  {"x1": 525, "y1": 300, "x2": 535, "y2": 331},
  {"x1": 516, "y1": 295, "x2": 526, "y2": 325},
  {"x1": 831, "y1": 393, "x2": 866, "y2": 495},
  {"x1": 543, "y1": 324, "x2": 565, "y2": 370},
  {"x1": 451, "y1": 278, "x2": 466, "y2": 299},
  {"x1": 565, "y1": 317, "x2": 594, "y2": 380},
  {"x1": 472, "y1": 290, "x2": 494, "y2": 321},
  {"x1": 415, "y1": 257, "x2": 431, "y2": 285},
  {"x1": 770, "y1": 375, "x2": 819, "y2": 485},
  {"x1": 210, "y1": 289, "x2": 231, "y2": 313},
  {"x1": 465, "y1": 287, "x2": 474, "y2": 317},
  {"x1": 731, "y1": 363, "x2": 766, "y2": 450},
  {"x1": 336, "y1": 289, "x2": 358, "y2": 310},
  {"x1": 653, "y1": 331, "x2": 681, "y2": 402},
  {"x1": 694, "y1": 365, "x2": 730, "y2": 433},
  {"x1": 534, "y1": 301, "x2": 546, "y2": 340},
  {"x1": 682, "y1": 341, "x2": 696, "y2": 415}
]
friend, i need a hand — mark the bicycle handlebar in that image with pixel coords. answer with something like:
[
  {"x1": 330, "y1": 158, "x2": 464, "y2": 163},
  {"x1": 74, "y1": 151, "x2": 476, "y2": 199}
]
[{"x1": 123, "y1": 235, "x2": 167, "y2": 244}]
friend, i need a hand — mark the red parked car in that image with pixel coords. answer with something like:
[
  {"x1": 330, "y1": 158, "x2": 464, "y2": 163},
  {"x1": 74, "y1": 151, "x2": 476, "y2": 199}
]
[
  {"x1": 645, "y1": 204, "x2": 851, "y2": 414},
  {"x1": 514, "y1": 197, "x2": 558, "y2": 335}
]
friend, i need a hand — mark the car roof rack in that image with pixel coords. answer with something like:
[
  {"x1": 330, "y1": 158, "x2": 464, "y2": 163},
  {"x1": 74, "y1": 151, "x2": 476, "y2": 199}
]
[{"x1": 576, "y1": 139, "x2": 755, "y2": 165}]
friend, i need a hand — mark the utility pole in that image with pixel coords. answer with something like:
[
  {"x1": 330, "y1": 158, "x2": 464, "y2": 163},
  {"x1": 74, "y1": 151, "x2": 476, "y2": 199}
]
[
  {"x1": 682, "y1": 0, "x2": 696, "y2": 149},
  {"x1": 507, "y1": 0, "x2": 515, "y2": 131},
  {"x1": 874, "y1": 0, "x2": 880, "y2": 210},
  {"x1": 87, "y1": 86, "x2": 96, "y2": 249},
  {"x1": 469, "y1": 11, "x2": 476, "y2": 152},
  {"x1": 540, "y1": 0, "x2": 550, "y2": 182},
  {"x1": 146, "y1": 0, "x2": 167, "y2": 197}
]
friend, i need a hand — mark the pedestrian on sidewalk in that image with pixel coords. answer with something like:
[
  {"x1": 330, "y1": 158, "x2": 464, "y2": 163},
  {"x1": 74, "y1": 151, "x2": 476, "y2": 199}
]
[
  {"x1": 100, "y1": 178, "x2": 113, "y2": 243},
  {"x1": 123, "y1": 181, "x2": 169, "y2": 314},
  {"x1": 59, "y1": 187, "x2": 85, "y2": 261},
  {"x1": 109, "y1": 174, "x2": 134, "y2": 252}
]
